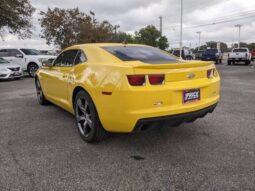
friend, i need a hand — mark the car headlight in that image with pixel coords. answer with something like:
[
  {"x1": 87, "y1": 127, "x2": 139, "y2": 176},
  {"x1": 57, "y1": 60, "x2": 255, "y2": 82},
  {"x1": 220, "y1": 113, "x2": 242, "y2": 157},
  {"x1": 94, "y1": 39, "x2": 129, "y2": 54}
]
[
  {"x1": 38, "y1": 58, "x2": 48, "y2": 63},
  {"x1": 0, "y1": 68, "x2": 8, "y2": 72}
]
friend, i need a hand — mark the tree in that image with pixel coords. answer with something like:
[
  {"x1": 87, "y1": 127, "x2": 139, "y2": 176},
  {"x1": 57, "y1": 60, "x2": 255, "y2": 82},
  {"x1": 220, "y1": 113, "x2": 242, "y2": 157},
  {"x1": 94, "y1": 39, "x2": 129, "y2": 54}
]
[
  {"x1": 158, "y1": 36, "x2": 169, "y2": 50},
  {"x1": 194, "y1": 41, "x2": 228, "y2": 52},
  {"x1": 134, "y1": 25, "x2": 169, "y2": 50},
  {"x1": 40, "y1": 8, "x2": 115, "y2": 49},
  {"x1": 112, "y1": 32, "x2": 134, "y2": 43},
  {"x1": 0, "y1": 0, "x2": 35, "y2": 38}
]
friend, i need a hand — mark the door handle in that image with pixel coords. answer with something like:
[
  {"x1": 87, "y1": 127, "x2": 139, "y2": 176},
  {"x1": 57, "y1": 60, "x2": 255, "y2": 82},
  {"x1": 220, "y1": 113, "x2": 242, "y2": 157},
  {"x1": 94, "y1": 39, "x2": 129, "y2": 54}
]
[{"x1": 62, "y1": 74, "x2": 68, "y2": 78}]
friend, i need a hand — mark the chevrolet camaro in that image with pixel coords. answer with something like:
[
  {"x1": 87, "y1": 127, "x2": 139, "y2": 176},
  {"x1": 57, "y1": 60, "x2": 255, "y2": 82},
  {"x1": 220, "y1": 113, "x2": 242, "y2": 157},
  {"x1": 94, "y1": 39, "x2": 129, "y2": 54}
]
[{"x1": 35, "y1": 43, "x2": 220, "y2": 143}]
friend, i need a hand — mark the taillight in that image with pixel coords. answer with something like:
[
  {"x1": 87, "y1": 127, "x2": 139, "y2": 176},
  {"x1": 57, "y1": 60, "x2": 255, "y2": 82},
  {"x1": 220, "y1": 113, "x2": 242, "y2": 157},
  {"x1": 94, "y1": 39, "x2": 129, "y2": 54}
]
[
  {"x1": 148, "y1": 74, "x2": 165, "y2": 85},
  {"x1": 207, "y1": 69, "x2": 217, "y2": 79},
  {"x1": 127, "y1": 75, "x2": 145, "y2": 86}
]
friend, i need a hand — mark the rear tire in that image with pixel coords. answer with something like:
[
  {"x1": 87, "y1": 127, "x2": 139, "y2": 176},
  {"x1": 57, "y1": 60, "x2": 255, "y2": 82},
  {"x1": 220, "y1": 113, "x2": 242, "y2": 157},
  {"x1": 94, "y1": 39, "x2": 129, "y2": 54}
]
[
  {"x1": 245, "y1": 60, "x2": 251, "y2": 65},
  {"x1": 228, "y1": 60, "x2": 232, "y2": 65},
  {"x1": 35, "y1": 77, "x2": 49, "y2": 105},
  {"x1": 74, "y1": 90, "x2": 108, "y2": 143},
  {"x1": 28, "y1": 63, "x2": 39, "y2": 77}
]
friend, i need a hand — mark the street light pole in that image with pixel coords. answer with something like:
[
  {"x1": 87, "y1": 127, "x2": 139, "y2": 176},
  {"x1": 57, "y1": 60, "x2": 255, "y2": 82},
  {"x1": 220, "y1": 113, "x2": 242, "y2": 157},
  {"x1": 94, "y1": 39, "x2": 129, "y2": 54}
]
[
  {"x1": 180, "y1": 0, "x2": 183, "y2": 59},
  {"x1": 235, "y1": 24, "x2": 242, "y2": 48},
  {"x1": 196, "y1": 31, "x2": 201, "y2": 51},
  {"x1": 159, "y1": 16, "x2": 162, "y2": 36}
]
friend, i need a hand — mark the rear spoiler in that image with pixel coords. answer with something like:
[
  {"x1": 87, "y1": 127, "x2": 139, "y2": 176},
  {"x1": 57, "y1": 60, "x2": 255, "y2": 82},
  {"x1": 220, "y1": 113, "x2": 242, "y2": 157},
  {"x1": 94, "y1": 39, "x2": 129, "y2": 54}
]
[{"x1": 131, "y1": 61, "x2": 213, "y2": 69}]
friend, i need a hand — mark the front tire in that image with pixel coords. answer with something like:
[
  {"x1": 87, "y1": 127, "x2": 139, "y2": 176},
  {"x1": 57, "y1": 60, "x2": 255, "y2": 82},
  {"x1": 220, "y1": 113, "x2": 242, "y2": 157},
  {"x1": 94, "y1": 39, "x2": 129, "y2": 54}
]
[
  {"x1": 74, "y1": 90, "x2": 108, "y2": 143},
  {"x1": 28, "y1": 63, "x2": 39, "y2": 77},
  {"x1": 35, "y1": 77, "x2": 49, "y2": 105}
]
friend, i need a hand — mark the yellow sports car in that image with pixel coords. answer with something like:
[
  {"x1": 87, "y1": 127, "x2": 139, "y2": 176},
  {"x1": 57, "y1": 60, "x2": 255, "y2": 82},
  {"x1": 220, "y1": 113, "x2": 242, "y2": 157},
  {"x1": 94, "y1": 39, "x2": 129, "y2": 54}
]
[{"x1": 35, "y1": 43, "x2": 220, "y2": 143}]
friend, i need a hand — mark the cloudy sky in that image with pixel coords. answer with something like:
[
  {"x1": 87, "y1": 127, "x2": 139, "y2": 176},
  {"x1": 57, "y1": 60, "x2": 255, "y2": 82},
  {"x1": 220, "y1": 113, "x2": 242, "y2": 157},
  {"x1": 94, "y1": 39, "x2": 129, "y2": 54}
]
[{"x1": 1, "y1": 0, "x2": 255, "y2": 50}]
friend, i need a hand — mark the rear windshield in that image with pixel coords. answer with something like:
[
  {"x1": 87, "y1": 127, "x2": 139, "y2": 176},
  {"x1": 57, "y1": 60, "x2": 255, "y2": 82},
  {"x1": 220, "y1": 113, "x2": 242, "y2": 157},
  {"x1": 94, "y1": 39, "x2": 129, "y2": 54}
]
[
  {"x1": 205, "y1": 49, "x2": 218, "y2": 53},
  {"x1": 233, "y1": 49, "x2": 248, "y2": 52},
  {"x1": 102, "y1": 46, "x2": 177, "y2": 64}
]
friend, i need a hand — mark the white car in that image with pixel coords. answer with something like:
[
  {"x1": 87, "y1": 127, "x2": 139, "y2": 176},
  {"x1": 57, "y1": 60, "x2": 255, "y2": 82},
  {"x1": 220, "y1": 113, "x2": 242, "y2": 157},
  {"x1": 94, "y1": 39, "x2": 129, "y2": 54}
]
[
  {"x1": 228, "y1": 48, "x2": 251, "y2": 65},
  {"x1": 0, "y1": 57, "x2": 23, "y2": 80},
  {"x1": 0, "y1": 48, "x2": 56, "y2": 77}
]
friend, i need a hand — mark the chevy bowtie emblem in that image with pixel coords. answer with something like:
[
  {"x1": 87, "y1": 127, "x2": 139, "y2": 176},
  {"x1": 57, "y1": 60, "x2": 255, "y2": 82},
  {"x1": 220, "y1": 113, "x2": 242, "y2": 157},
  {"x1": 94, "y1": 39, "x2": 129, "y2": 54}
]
[{"x1": 187, "y1": 73, "x2": 195, "y2": 79}]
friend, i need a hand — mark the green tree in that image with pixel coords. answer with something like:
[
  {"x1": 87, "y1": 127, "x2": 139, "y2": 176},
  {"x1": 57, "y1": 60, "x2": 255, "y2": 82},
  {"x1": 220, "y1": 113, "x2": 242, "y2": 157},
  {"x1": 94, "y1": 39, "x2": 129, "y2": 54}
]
[
  {"x1": 0, "y1": 0, "x2": 35, "y2": 38},
  {"x1": 112, "y1": 32, "x2": 134, "y2": 43},
  {"x1": 194, "y1": 41, "x2": 228, "y2": 52},
  {"x1": 158, "y1": 36, "x2": 169, "y2": 50},
  {"x1": 40, "y1": 8, "x2": 115, "y2": 49},
  {"x1": 134, "y1": 25, "x2": 169, "y2": 50}
]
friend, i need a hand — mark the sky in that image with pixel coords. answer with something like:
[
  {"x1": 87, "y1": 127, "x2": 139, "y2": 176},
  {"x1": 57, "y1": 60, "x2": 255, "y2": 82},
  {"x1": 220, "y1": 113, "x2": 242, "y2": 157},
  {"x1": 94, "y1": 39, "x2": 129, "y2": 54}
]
[{"x1": 1, "y1": 0, "x2": 255, "y2": 50}]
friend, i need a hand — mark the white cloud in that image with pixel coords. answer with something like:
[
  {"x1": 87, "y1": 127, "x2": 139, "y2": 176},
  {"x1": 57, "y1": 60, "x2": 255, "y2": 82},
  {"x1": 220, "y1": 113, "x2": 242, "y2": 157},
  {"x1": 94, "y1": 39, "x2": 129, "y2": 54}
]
[{"x1": 1, "y1": 0, "x2": 255, "y2": 49}]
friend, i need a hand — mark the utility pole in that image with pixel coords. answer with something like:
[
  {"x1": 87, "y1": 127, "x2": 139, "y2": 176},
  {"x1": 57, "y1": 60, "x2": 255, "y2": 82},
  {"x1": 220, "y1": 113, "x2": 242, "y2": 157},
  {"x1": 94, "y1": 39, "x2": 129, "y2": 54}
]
[
  {"x1": 235, "y1": 24, "x2": 242, "y2": 48},
  {"x1": 180, "y1": 0, "x2": 183, "y2": 59},
  {"x1": 159, "y1": 16, "x2": 162, "y2": 36},
  {"x1": 196, "y1": 31, "x2": 201, "y2": 51}
]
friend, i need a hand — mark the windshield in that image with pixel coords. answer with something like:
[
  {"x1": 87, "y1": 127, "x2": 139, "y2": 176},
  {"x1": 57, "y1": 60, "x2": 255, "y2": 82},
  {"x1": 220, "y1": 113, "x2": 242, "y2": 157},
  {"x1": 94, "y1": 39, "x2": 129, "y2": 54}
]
[
  {"x1": 20, "y1": 49, "x2": 41, "y2": 55},
  {"x1": 102, "y1": 46, "x2": 177, "y2": 64},
  {"x1": 173, "y1": 50, "x2": 184, "y2": 54},
  {"x1": 233, "y1": 49, "x2": 247, "y2": 52},
  {"x1": 0, "y1": 57, "x2": 9, "y2": 64}
]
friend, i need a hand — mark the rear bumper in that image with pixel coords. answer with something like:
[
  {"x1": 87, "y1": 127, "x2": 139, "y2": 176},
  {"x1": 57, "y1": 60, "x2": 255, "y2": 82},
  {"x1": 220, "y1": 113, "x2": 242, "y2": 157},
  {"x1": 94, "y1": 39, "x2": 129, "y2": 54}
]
[
  {"x1": 133, "y1": 103, "x2": 217, "y2": 132},
  {"x1": 228, "y1": 58, "x2": 248, "y2": 61},
  {"x1": 201, "y1": 58, "x2": 217, "y2": 61}
]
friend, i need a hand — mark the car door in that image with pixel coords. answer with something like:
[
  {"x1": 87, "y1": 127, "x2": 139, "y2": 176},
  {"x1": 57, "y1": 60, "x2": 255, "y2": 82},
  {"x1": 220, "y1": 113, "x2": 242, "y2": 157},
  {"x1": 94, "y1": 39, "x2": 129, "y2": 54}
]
[
  {"x1": 4, "y1": 49, "x2": 25, "y2": 69},
  {"x1": 42, "y1": 49, "x2": 78, "y2": 107}
]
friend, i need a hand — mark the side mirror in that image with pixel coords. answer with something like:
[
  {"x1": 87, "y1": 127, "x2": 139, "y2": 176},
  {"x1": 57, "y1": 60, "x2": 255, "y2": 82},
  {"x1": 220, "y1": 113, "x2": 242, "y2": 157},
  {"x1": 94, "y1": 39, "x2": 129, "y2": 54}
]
[
  {"x1": 42, "y1": 60, "x2": 53, "y2": 67},
  {"x1": 15, "y1": 54, "x2": 24, "y2": 58}
]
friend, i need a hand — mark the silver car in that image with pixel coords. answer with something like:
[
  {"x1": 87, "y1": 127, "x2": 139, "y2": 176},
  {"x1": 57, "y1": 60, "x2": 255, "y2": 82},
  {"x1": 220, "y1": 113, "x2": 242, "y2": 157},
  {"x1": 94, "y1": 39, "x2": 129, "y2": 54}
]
[{"x1": 0, "y1": 57, "x2": 23, "y2": 80}]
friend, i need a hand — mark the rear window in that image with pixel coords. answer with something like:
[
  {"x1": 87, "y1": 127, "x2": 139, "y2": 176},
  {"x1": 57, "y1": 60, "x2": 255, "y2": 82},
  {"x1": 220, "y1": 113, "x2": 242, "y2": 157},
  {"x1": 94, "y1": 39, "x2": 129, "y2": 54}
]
[
  {"x1": 102, "y1": 46, "x2": 177, "y2": 64},
  {"x1": 233, "y1": 49, "x2": 248, "y2": 52},
  {"x1": 205, "y1": 49, "x2": 218, "y2": 53}
]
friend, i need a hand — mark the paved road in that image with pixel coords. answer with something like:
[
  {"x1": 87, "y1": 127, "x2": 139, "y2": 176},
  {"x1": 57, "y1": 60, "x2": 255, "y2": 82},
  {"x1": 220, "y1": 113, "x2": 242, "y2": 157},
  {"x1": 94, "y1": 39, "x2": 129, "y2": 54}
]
[{"x1": 0, "y1": 62, "x2": 255, "y2": 191}]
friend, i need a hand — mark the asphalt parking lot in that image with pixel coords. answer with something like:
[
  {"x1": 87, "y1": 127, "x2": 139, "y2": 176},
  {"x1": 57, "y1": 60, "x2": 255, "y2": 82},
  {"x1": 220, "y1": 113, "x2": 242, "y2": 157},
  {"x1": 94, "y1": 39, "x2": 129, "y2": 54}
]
[{"x1": 0, "y1": 62, "x2": 255, "y2": 191}]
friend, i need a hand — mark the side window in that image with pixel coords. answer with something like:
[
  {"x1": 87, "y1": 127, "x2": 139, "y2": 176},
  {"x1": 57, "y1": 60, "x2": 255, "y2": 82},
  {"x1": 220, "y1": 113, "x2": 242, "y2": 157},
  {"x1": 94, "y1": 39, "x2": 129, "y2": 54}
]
[
  {"x1": 0, "y1": 49, "x2": 7, "y2": 57},
  {"x1": 6, "y1": 49, "x2": 22, "y2": 57},
  {"x1": 74, "y1": 50, "x2": 87, "y2": 65},
  {"x1": 53, "y1": 50, "x2": 78, "y2": 67}
]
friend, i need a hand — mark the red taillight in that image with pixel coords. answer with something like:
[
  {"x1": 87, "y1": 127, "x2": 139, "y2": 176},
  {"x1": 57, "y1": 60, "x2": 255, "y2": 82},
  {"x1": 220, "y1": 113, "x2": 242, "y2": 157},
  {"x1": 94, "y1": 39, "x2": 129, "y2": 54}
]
[
  {"x1": 148, "y1": 74, "x2": 165, "y2": 85},
  {"x1": 127, "y1": 75, "x2": 145, "y2": 86}
]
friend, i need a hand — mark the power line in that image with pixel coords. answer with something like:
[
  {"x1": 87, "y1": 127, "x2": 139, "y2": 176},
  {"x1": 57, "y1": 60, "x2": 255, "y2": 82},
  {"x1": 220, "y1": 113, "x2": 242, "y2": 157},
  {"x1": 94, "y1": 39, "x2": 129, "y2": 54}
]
[
  {"x1": 185, "y1": 13, "x2": 255, "y2": 29},
  {"x1": 165, "y1": 9, "x2": 255, "y2": 29}
]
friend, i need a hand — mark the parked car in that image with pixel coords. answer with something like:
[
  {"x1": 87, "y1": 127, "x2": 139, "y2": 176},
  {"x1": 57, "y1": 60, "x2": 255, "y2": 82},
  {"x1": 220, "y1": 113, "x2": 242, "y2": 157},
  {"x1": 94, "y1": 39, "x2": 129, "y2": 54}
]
[
  {"x1": 0, "y1": 48, "x2": 56, "y2": 77},
  {"x1": 195, "y1": 50, "x2": 204, "y2": 60},
  {"x1": 0, "y1": 57, "x2": 23, "y2": 80},
  {"x1": 251, "y1": 49, "x2": 255, "y2": 61},
  {"x1": 172, "y1": 48, "x2": 195, "y2": 60},
  {"x1": 35, "y1": 43, "x2": 220, "y2": 143},
  {"x1": 201, "y1": 48, "x2": 222, "y2": 64},
  {"x1": 228, "y1": 48, "x2": 251, "y2": 65}
]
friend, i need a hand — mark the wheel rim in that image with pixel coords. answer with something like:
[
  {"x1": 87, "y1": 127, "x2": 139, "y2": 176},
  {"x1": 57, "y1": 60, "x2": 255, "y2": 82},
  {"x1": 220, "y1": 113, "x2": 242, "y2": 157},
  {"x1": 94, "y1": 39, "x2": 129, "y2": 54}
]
[
  {"x1": 30, "y1": 66, "x2": 38, "y2": 77},
  {"x1": 36, "y1": 80, "x2": 43, "y2": 102},
  {"x1": 75, "y1": 97, "x2": 93, "y2": 137}
]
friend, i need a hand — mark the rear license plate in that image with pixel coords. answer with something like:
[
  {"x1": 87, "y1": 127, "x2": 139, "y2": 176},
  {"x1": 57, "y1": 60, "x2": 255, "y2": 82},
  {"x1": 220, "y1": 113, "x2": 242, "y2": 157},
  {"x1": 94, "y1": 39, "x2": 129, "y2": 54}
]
[{"x1": 183, "y1": 89, "x2": 200, "y2": 103}]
